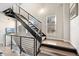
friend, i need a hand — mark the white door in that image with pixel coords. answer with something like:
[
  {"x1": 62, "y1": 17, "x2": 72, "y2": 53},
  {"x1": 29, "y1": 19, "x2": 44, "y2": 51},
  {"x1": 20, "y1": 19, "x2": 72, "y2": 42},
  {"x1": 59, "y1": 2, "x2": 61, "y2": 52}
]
[{"x1": 46, "y1": 15, "x2": 56, "y2": 39}]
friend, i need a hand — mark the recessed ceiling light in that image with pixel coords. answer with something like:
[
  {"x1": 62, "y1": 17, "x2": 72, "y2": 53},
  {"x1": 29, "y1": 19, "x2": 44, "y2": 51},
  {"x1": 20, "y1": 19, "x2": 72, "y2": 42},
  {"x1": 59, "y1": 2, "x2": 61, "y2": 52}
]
[{"x1": 39, "y1": 8, "x2": 45, "y2": 14}]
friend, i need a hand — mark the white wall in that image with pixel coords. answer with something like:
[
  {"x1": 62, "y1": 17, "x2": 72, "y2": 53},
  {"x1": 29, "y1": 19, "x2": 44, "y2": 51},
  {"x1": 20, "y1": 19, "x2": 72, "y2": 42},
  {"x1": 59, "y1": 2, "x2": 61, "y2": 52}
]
[
  {"x1": 0, "y1": 3, "x2": 14, "y2": 11},
  {"x1": 20, "y1": 3, "x2": 64, "y2": 40},
  {"x1": 0, "y1": 13, "x2": 16, "y2": 45},
  {"x1": 63, "y1": 4, "x2": 70, "y2": 42},
  {"x1": 70, "y1": 4, "x2": 79, "y2": 54}
]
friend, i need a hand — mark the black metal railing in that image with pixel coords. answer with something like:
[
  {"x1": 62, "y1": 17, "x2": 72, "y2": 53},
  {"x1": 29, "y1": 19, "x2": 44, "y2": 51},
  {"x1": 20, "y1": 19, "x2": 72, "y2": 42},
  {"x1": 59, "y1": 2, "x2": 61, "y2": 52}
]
[
  {"x1": 6, "y1": 34, "x2": 38, "y2": 56},
  {"x1": 12, "y1": 5, "x2": 43, "y2": 55},
  {"x1": 3, "y1": 4, "x2": 45, "y2": 56},
  {"x1": 12, "y1": 4, "x2": 42, "y2": 34}
]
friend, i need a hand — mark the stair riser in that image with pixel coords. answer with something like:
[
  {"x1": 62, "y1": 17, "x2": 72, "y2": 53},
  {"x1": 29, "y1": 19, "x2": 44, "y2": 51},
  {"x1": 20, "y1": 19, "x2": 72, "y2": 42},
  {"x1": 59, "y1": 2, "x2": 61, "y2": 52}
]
[{"x1": 41, "y1": 44, "x2": 78, "y2": 55}]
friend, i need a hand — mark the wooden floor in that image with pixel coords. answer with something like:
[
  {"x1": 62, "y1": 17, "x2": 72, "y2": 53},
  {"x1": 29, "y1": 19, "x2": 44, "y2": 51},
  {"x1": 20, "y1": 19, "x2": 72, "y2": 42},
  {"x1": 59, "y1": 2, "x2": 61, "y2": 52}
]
[
  {"x1": 0, "y1": 47, "x2": 18, "y2": 56},
  {"x1": 39, "y1": 39, "x2": 77, "y2": 56},
  {"x1": 42, "y1": 39, "x2": 74, "y2": 49},
  {"x1": 39, "y1": 46, "x2": 76, "y2": 56}
]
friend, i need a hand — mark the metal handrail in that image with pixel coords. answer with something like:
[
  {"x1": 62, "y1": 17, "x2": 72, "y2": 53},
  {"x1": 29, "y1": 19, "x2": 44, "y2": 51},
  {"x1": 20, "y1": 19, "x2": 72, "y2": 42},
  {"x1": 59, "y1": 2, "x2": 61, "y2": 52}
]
[
  {"x1": 6, "y1": 34, "x2": 37, "y2": 56},
  {"x1": 18, "y1": 14, "x2": 41, "y2": 32},
  {"x1": 15, "y1": 4, "x2": 42, "y2": 35},
  {"x1": 16, "y1": 4, "x2": 42, "y2": 23},
  {"x1": 8, "y1": 34, "x2": 35, "y2": 39}
]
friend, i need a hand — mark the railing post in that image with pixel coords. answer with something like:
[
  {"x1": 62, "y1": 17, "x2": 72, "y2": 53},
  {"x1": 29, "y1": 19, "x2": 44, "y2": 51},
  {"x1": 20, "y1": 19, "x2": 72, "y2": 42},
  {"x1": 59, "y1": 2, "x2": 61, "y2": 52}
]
[
  {"x1": 11, "y1": 35, "x2": 12, "y2": 50},
  {"x1": 41, "y1": 22, "x2": 42, "y2": 36},
  {"x1": 36, "y1": 38, "x2": 37, "y2": 56},
  {"x1": 5, "y1": 34, "x2": 6, "y2": 47},
  {"x1": 12, "y1": 5, "x2": 13, "y2": 11},
  {"x1": 34, "y1": 38, "x2": 36, "y2": 56},
  {"x1": 34, "y1": 38, "x2": 37, "y2": 56},
  {"x1": 28, "y1": 14, "x2": 29, "y2": 20},
  {"x1": 20, "y1": 36, "x2": 22, "y2": 55},
  {"x1": 19, "y1": 6, "x2": 20, "y2": 15}
]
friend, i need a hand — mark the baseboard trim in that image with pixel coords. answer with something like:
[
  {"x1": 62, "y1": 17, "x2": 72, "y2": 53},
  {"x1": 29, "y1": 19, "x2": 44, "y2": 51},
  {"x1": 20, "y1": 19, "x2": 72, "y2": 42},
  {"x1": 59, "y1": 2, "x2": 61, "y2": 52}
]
[
  {"x1": 63, "y1": 40, "x2": 70, "y2": 43},
  {"x1": 46, "y1": 37, "x2": 63, "y2": 41}
]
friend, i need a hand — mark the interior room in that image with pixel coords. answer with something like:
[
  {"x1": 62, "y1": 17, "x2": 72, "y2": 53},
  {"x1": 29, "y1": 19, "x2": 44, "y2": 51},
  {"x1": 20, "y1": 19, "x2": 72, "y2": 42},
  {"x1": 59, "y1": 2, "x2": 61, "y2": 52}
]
[{"x1": 0, "y1": 3, "x2": 79, "y2": 56}]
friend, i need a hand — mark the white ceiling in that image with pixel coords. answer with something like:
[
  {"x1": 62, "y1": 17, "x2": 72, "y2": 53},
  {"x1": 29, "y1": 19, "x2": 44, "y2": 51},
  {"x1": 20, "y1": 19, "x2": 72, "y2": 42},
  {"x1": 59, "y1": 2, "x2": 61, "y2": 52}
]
[
  {"x1": 0, "y1": 3, "x2": 63, "y2": 11},
  {"x1": 20, "y1": 3, "x2": 64, "y2": 17}
]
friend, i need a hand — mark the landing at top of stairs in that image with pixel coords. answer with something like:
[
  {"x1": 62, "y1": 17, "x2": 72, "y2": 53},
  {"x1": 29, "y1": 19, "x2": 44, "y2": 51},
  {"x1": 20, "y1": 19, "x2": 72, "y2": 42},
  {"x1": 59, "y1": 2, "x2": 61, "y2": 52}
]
[{"x1": 42, "y1": 39, "x2": 74, "y2": 49}]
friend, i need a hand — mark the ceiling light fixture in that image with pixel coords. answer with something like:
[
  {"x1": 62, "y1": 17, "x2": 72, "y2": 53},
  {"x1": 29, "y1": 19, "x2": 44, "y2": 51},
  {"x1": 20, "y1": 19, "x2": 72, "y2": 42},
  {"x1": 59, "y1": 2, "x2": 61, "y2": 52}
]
[{"x1": 39, "y1": 8, "x2": 45, "y2": 14}]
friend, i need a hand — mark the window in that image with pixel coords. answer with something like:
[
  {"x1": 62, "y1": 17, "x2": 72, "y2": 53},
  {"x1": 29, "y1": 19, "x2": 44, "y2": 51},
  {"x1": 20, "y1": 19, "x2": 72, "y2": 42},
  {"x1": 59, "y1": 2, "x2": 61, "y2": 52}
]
[{"x1": 5, "y1": 28, "x2": 16, "y2": 34}]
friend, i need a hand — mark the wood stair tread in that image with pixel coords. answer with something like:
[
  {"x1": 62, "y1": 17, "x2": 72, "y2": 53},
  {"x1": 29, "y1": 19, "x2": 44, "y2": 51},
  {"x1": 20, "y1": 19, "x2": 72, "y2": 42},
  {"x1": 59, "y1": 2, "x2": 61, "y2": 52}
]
[
  {"x1": 42, "y1": 39, "x2": 74, "y2": 49},
  {"x1": 41, "y1": 39, "x2": 77, "y2": 55},
  {"x1": 40, "y1": 46, "x2": 76, "y2": 56}
]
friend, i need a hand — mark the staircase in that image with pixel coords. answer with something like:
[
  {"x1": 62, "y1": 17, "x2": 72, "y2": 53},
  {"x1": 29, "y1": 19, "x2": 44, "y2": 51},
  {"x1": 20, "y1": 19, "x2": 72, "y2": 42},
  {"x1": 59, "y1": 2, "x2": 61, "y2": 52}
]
[
  {"x1": 3, "y1": 5, "x2": 46, "y2": 56},
  {"x1": 3, "y1": 5, "x2": 78, "y2": 56},
  {"x1": 3, "y1": 8, "x2": 46, "y2": 42},
  {"x1": 38, "y1": 39, "x2": 78, "y2": 56}
]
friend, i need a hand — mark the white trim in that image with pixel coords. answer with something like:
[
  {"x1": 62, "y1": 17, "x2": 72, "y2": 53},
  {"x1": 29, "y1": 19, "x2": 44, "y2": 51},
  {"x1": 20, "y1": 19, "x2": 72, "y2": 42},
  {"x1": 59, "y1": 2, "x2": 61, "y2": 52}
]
[
  {"x1": 63, "y1": 39, "x2": 70, "y2": 43},
  {"x1": 46, "y1": 37, "x2": 64, "y2": 40}
]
